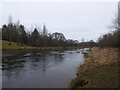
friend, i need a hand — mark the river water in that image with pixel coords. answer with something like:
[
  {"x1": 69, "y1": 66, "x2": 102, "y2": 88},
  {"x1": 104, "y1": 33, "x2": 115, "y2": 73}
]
[{"x1": 2, "y1": 48, "x2": 89, "y2": 88}]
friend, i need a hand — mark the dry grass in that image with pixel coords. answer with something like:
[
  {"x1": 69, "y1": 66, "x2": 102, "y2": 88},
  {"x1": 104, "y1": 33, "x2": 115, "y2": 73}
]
[
  {"x1": 77, "y1": 47, "x2": 118, "y2": 75},
  {"x1": 71, "y1": 47, "x2": 119, "y2": 88},
  {"x1": 89, "y1": 47, "x2": 118, "y2": 65}
]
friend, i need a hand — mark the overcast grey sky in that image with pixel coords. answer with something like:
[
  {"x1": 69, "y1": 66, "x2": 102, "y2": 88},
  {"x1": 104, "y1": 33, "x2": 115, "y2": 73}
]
[{"x1": 0, "y1": 2, "x2": 118, "y2": 41}]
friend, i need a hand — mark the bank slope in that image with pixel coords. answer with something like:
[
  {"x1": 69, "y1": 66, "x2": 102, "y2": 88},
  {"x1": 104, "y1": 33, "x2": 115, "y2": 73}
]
[
  {"x1": 1, "y1": 40, "x2": 36, "y2": 50},
  {"x1": 1, "y1": 40, "x2": 81, "y2": 51},
  {"x1": 71, "y1": 47, "x2": 119, "y2": 88}
]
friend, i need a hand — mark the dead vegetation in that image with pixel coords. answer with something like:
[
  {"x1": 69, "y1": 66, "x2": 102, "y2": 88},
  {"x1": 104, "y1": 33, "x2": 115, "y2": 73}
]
[
  {"x1": 77, "y1": 47, "x2": 118, "y2": 75},
  {"x1": 71, "y1": 47, "x2": 119, "y2": 88}
]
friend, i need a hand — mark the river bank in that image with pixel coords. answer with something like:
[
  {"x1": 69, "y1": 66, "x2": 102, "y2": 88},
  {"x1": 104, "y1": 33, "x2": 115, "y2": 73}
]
[
  {"x1": 1, "y1": 40, "x2": 82, "y2": 51},
  {"x1": 71, "y1": 47, "x2": 119, "y2": 88}
]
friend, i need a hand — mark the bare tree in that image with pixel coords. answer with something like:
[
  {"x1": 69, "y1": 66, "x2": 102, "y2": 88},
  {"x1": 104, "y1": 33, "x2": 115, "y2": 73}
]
[
  {"x1": 8, "y1": 15, "x2": 13, "y2": 25},
  {"x1": 42, "y1": 24, "x2": 48, "y2": 37}
]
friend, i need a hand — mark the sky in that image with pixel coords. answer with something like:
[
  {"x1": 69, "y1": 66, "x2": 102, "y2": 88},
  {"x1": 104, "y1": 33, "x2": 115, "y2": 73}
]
[{"x1": 0, "y1": 1, "x2": 118, "y2": 42}]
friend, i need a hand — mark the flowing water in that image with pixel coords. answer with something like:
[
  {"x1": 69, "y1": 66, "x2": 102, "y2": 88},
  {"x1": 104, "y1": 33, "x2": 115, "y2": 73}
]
[{"x1": 2, "y1": 48, "x2": 89, "y2": 88}]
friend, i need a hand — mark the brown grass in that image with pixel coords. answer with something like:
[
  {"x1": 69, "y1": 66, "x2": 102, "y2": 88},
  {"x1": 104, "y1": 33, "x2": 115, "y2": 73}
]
[
  {"x1": 77, "y1": 47, "x2": 118, "y2": 75},
  {"x1": 71, "y1": 47, "x2": 119, "y2": 88}
]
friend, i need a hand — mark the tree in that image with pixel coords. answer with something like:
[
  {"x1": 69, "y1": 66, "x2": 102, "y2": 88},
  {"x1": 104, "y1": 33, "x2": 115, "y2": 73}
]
[
  {"x1": 8, "y1": 15, "x2": 13, "y2": 25},
  {"x1": 2, "y1": 25, "x2": 7, "y2": 40},
  {"x1": 89, "y1": 40, "x2": 96, "y2": 48},
  {"x1": 52, "y1": 32, "x2": 66, "y2": 41},
  {"x1": 52, "y1": 32, "x2": 66, "y2": 46},
  {"x1": 19, "y1": 25, "x2": 28, "y2": 44},
  {"x1": 42, "y1": 25, "x2": 48, "y2": 37},
  {"x1": 48, "y1": 33, "x2": 53, "y2": 46},
  {"x1": 41, "y1": 25, "x2": 48, "y2": 46},
  {"x1": 30, "y1": 28, "x2": 40, "y2": 46}
]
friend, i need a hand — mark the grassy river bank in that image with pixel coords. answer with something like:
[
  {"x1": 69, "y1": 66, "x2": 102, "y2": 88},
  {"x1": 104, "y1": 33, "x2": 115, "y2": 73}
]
[
  {"x1": 1, "y1": 40, "x2": 81, "y2": 51},
  {"x1": 71, "y1": 47, "x2": 119, "y2": 88}
]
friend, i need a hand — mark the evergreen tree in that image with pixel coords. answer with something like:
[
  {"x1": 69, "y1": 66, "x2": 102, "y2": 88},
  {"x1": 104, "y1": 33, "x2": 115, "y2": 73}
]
[
  {"x1": 30, "y1": 28, "x2": 40, "y2": 46},
  {"x1": 19, "y1": 25, "x2": 28, "y2": 44}
]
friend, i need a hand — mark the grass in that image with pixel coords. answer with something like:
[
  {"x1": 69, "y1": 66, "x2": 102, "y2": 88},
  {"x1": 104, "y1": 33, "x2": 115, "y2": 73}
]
[
  {"x1": 71, "y1": 47, "x2": 119, "y2": 88},
  {"x1": 0, "y1": 40, "x2": 81, "y2": 51},
  {"x1": 1, "y1": 40, "x2": 36, "y2": 50}
]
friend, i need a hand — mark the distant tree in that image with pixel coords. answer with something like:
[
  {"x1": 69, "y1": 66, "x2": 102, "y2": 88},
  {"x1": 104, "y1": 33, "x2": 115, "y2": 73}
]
[
  {"x1": 42, "y1": 25, "x2": 48, "y2": 37},
  {"x1": 52, "y1": 32, "x2": 66, "y2": 46},
  {"x1": 2, "y1": 25, "x2": 7, "y2": 40},
  {"x1": 30, "y1": 28, "x2": 40, "y2": 46},
  {"x1": 19, "y1": 25, "x2": 28, "y2": 44},
  {"x1": 48, "y1": 33, "x2": 53, "y2": 46},
  {"x1": 41, "y1": 25, "x2": 48, "y2": 46},
  {"x1": 98, "y1": 31, "x2": 119, "y2": 47},
  {"x1": 80, "y1": 38, "x2": 85, "y2": 47},
  {"x1": 8, "y1": 15, "x2": 13, "y2": 25},
  {"x1": 67, "y1": 39, "x2": 77, "y2": 46},
  {"x1": 89, "y1": 40, "x2": 96, "y2": 48},
  {"x1": 52, "y1": 32, "x2": 66, "y2": 41}
]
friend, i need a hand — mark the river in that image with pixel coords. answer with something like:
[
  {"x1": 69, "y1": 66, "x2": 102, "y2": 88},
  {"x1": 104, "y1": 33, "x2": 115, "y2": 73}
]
[{"x1": 2, "y1": 48, "x2": 89, "y2": 88}]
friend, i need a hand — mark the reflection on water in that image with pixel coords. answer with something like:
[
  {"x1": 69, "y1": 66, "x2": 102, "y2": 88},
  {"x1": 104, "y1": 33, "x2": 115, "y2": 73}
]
[{"x1": 2, "y1": 49, "x2": 89, "y2": 88}]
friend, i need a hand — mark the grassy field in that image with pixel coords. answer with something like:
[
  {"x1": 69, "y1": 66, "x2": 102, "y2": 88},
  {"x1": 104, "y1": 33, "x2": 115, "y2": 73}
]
[
  {"x1": 1, "y1": 40, "x2": 36, "y2": 50},
  {"x1": 71, "y1": 47, "x2": 119, "y2": 88},
  {"x1": 1, "y1": 40, "x2": 81, "y2": 51}
]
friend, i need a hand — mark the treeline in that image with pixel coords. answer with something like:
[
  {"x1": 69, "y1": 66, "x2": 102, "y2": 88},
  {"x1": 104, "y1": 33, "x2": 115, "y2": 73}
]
[
  {"x1": 1, "y1": 17, "x2": 80, "y2": 47},
  {"x1": 98, "y1": 12, "x2": 120, "y2": 48},
  {"x1": 98, "y1": 29, "x2": 119, "y2": 48},
  {"x1": 80, "y1": 40, "x2": 96, "y2": 48},
  {"x1": 1, "y1": 16, "x2": 119, "y2": 48}
]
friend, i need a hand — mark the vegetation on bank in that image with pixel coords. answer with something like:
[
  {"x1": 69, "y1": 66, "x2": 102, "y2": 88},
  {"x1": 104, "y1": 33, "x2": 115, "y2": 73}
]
[
  {"x1": 1, "y1": 40, "x2": 34, "y2": 50},
  {"x1": 1, "y1": 40, "x2": 82, "y2": 51},
  {"x1": 71, "y1": 47, "x2": 119, "y2": 88}
]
